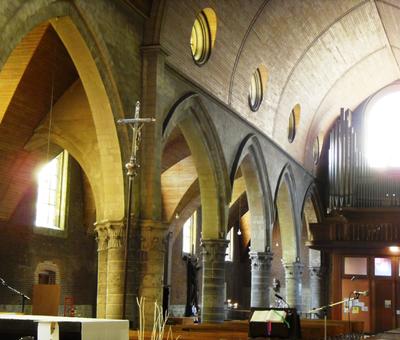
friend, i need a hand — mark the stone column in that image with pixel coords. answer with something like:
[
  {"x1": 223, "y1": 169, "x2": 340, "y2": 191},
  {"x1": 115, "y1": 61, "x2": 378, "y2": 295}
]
[
  {"x1": 105, "y1": 221, "x2": 125, "y2": 319},
  {"x1": 309, "y1": 266, "x2": 325, "y2": 317},
  {"x1": 137, "y1": 220, "x2": 167, "y2": 328},
  {"x1": 283, "y1": 261, "x2": 304, "y2": 312},
  {"x1": 201, "y1": 239, "x2": 229, "y2": 323},
  {"x1": 95, "y1": 222, "x2": 108, "y2": 318},
  {"x1": 249, "y1": 251, "x2": 273, "y2": 308}
]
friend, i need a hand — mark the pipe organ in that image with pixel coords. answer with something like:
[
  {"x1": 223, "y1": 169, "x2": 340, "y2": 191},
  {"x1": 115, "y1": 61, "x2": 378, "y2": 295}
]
[{"x1": 328, "y1": 108, "x2": 400, "y2": 210}]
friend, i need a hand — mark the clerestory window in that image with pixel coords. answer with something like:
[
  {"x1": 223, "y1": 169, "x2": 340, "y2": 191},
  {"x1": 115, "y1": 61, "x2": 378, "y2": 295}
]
[
  {"x1": 365, "y1": 87, "x2": 400, "y2": 168},
  {"x1": 182, "y1": 211, "x2": 197, "y2": 255},
  {"x1": 35, "y1": 150, "x2": 68, "y2": 230}
]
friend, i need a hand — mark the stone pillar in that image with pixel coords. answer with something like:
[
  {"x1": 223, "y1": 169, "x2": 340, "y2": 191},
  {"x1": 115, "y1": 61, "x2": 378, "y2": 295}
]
[
  {"x1": 95, "y1": 222, "x2": 108, "y2": 318},
  {"x1": 105, "y1": 221, "x2": 125, "y2": 319},
  {"x1": 309, "y1": 266, "x2": 325, "y2": 317},
  {"x1": 249, "y1": 251, "x2": 273, "y2": 308},
  {"x1": 201, "y1": 239, "x2": 229, "y2": 323},
  {"x1": 283, "y1": 261, "x2": 304, "y2": 312},
  {"x1": 137, "y1": 220, "x2": 167, "y2": 328}
]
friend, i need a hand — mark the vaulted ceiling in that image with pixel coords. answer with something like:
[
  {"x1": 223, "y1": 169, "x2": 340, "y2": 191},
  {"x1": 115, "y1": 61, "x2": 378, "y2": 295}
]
[{"x1": 160, "y1": 0, "x2": 400, "y2": 171}]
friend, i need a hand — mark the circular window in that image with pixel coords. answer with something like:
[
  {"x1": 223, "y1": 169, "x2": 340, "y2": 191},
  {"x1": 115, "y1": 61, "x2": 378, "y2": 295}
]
[
  {"x1": 288, "y1": 104, "x2": 301, "y2": 143},
  {"x1": 312, "y1": 136, "x2": 320, "y2": 164},
  {"x1": 190, "y1": 8, "x2": 217, "y2": 66},
  {"x1": 248, "y1": 65, "x2": 269, "y2": 112}
]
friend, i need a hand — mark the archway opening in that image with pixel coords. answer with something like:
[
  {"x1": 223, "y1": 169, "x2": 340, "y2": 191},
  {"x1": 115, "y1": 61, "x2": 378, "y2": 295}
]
[{"x1": 0, "y1": 18, "x2": 122, "y2": 317}]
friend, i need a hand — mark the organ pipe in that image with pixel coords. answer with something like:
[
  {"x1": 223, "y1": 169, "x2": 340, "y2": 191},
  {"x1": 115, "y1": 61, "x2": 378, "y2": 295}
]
[{"x1": 328, "y1": 108, "x2": 400, "y2": 210}]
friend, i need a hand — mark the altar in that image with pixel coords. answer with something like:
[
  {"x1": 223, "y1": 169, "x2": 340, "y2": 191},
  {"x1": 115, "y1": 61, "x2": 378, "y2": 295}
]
[{"x1": 0, "y1": 314, "x2": 129, "y2": 340}]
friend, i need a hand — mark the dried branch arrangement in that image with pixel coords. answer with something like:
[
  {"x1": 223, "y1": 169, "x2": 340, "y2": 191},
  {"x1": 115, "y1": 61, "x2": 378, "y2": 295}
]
[{"x1": 136, "y1": 297, "x2": 181, "y2": 340}]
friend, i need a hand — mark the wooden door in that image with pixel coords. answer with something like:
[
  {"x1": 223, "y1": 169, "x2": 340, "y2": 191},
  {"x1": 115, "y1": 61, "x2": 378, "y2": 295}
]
[
  {"x1": 341, "y1": 278, "x2": 371, "y2": 333},
  {"x1": 375, "y1": 279, "x2": 394, "y2": 333}
]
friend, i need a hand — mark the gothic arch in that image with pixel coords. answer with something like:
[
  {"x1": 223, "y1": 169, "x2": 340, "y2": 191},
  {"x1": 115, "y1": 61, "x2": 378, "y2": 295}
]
[
  {"x1": 274, "y1": 164, "x2": 301, "y2": 263},
  {"x1": 301, "y1": 183, "x2": 323, "y2": 235},
  {"x1": 163, "y1": 93, "x2": 230, "y2": 238},
  {"x1": 230, "y1": 134, "x2": 274, "y2": 252},
  {"x1": 0, "y1": 3, "x2": 126, "y2": 222}
]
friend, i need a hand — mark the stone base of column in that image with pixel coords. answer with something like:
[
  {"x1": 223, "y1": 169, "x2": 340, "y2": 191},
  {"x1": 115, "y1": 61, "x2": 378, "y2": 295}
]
[{"x1": 201, "y1": 239, "x2": 229, "y2": 323}]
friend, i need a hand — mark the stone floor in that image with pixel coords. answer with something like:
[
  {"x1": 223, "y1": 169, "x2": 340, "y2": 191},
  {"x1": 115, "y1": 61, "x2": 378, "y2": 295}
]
[{"x1": 366, "y1": 329, "x2": 400, "y2": 339}]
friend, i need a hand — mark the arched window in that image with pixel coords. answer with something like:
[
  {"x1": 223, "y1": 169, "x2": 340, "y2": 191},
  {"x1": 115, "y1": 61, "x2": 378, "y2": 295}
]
[
  {"x1": 365, "y1": 86, "x2": 400, "y2": 168},
  {"x1": 35, "y1": 150, "x2": 69, "y2": 229},
  {"x1": 182, "y1": 211, "x2": 197, "y2": 255}
]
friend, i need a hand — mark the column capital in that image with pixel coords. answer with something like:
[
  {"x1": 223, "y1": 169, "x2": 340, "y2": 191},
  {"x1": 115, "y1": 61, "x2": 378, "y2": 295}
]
[
  {"x1": 309, "y1": 266, "x2": 326, "y2": 278},
  {"x1": 283, "y1": 261, "x2": 305, "y2": 279},
  {"x1": 104, "y1": 220, "x2": 125, "y2": 249},
  {"x1": 94, "y1": 221, "x2": 109, "y2": 251},
  {"x1": 249, "y1": 251, "x2": 273, "y2": 272},
  {"x1": 138, "y1": 219, "x2": 168, "y2": 252},
  {"x1": 201, "y1": 239, "x2": 229, "y2": 259}
]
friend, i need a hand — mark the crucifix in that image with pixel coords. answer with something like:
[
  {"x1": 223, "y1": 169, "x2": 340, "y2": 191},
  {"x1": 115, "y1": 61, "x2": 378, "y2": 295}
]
[{"x1": 117, "y1": 101, "x2": 155, "y2": 319}]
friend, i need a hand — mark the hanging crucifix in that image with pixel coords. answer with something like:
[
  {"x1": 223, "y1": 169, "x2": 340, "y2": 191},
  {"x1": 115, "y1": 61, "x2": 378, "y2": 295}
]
[{"x1": 117, "y1": 100, "x2": 155, "y2": 318}]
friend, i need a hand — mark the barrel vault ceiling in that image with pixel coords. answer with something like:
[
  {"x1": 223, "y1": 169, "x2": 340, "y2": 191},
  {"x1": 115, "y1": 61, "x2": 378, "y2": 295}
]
[{"x1": 160, "y1": 0, "x2": 400, "y2": 171}]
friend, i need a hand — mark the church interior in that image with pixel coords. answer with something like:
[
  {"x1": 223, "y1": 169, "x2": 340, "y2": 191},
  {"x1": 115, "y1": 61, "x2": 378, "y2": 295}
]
[{"x1": 2, "y1": 0, "x2": 400, "y2": 338}]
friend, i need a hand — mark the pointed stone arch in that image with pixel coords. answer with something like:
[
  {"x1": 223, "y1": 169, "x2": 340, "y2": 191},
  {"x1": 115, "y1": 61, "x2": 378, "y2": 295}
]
[
  {"x1": 301, "y1": 182, "x2": 326, "y2": 313},
  {"x1": 0, "y1": 3, "x2": 126, "y2": 222},
  {"x1": 230, "y1": 134, "x2": 274, "y2": 252},
  {"x1": 230, "y1": 134, "x2": 274, "y2": 308},
  {"x1": 163, "y1": 93, "x2": 230, "y2": 239},
  {"x1": 274, "y1": 163, "x2": 301, "y2": 263}
]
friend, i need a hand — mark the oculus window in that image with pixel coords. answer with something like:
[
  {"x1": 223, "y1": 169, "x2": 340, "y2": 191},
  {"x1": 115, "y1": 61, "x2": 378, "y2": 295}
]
[
  {"x1": 312, "y1": 136, "x2": 320, "y2": 164},
  {"x1": 248, "y1": 65, "x2": 268, "y2": 112},
  {"x1": 190, "y1": 8, "x2": 217, "y2": 65},
  {"x1": 35, "y1": 150, "x2": 68, "y2": 230},
  {"x1": 288, "y1": 104, "x2": 301, "y2": 143}
]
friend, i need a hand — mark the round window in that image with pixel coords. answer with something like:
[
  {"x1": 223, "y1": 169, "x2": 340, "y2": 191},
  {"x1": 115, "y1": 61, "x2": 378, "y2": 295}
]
[
  {"x1": 288, "y1": 104, "x2": 301, "y2": 143},
  {"x1": 248, "y1": 65, "x2": 268, "y2": 112},
  {"x1": 312, "y1": 136, "x2": 320, "y2": 164},
  {"x1": 190, "y1": 8, "x2": 217, "y2": 66}
]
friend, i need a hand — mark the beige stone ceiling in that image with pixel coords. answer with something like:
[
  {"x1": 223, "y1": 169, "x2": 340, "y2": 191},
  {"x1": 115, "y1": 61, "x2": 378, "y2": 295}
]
[{"x1": 161, "y1": 0, "x2": 400, "y2": 170}]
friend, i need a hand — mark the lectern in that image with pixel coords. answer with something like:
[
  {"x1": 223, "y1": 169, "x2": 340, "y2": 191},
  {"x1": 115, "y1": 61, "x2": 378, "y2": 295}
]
[{"x1": 248, "y1": 308, "x2": 301, "y2": 339}]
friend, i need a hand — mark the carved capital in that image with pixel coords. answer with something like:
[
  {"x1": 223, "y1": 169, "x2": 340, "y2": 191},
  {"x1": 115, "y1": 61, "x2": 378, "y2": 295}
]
[
  {"x1": 249, "y1": 251, "x2": 273, "y2": 272},
  {"x1": 106, "y1": 221, "x2": 125, "y2": 249},
  {"x1": 94, "y1": 222, "x2": 108, "y2": 252},
  {"x1": 309, "y1": 266, "x2": 326, "y2": 279},
  {"x1": 138, "y1": 219, "x2": 168, "y2": 252},
  {"x1": 283, "y1": 261, "x2": 304, "y2": 279},
  {"x1": 201, "y1": 239, "x2": 229, "y2": 264}
]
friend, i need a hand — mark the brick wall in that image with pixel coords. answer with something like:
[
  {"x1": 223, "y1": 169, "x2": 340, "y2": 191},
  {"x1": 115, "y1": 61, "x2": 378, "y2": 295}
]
[{"x1": 0, "y1": 156, "x2": 97, "y2": 316}]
